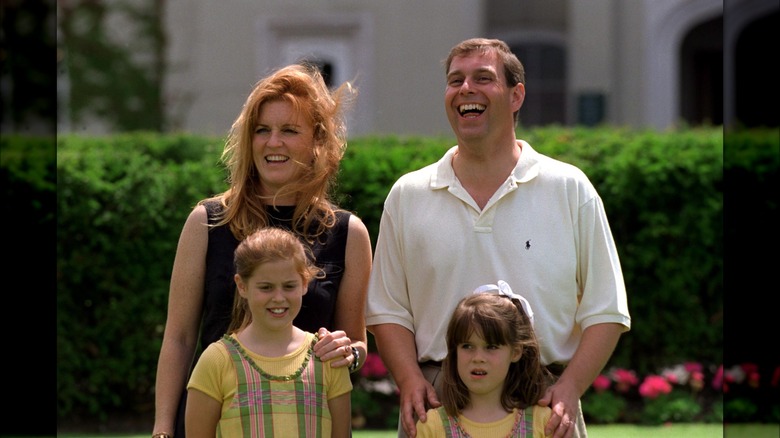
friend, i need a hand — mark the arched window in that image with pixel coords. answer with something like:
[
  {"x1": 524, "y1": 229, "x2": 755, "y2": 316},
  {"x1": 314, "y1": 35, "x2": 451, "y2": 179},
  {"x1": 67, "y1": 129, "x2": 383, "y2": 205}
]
[{"x1": 680, "y1": 17, "x2": 723, "y2": 126}]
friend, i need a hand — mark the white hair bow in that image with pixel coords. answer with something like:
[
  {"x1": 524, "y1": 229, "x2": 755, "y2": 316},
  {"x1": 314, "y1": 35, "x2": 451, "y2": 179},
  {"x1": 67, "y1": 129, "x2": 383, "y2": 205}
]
[{"x1": 472, "y1": 280, "x2": 535, "y2": 327}]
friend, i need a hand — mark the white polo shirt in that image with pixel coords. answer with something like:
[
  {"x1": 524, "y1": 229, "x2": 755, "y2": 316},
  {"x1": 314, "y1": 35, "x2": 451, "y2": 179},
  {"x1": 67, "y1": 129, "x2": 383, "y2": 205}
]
[{"x1": 365, "y1": 141, "x2": 631, "y2": 365}]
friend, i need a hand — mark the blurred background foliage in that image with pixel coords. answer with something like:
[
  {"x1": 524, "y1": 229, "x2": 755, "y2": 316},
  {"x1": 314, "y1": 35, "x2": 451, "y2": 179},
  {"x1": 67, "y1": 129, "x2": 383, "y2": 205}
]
[{"x1": 58, "y1": 0, "x2": 166, "y2": 132}]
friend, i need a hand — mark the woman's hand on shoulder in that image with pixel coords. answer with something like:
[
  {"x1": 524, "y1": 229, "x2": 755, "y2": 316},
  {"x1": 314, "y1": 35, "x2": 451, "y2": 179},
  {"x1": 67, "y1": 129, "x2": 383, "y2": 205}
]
[{"x1": 312, "y1": 328, "x2": 354, "y2": 368}]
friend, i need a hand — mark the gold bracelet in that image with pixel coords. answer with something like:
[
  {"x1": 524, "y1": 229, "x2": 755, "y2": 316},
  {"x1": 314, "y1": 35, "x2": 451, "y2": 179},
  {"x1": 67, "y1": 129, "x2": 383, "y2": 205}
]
[{"x1": 152, "y1": 433, "x2": 172, "y2": 438}]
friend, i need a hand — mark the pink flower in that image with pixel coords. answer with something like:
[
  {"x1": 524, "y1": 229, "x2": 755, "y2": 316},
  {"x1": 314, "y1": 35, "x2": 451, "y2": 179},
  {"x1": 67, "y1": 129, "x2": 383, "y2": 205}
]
[
  {"x1": 592, "y1": 374, "x2": 611, "y2": 393},
  {"x1": 712, "y1": 365, "x2": 724, "y2": 392},
  {"x1": 741, "y1": 363, "x2": 759, "y2": 376},
  {"x1": 748, "y1": 371, "x2": 760, "y2": 389},
  {"x1": 771, "y1": 366, "x2": 780, "y2": 387},
  {"x1": 611, "y1": 368, "x2": 639, "y2": 393},
  {"x1": 360, "y1": 353, "x2": 389, "y2": 379},
  {"x1": 684, "y1": 362, "x2": 703, "y2": 373},
  {"x1": 639, "y1": 375, "x2": 672, "y2": 399}
]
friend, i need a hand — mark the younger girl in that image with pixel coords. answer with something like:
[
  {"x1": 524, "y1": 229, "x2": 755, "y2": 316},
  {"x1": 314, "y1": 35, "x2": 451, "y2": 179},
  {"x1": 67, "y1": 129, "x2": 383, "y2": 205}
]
[
  {"x1": 185, "y1": 227, "x2": 352, "y2": 437},
  {"x1": 416, "y1": 281, "x2": 553, "y2": 438}
]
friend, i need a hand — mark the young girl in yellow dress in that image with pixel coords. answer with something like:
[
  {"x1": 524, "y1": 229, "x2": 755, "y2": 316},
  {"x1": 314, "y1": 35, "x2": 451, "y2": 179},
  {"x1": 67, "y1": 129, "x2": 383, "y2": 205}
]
[{"x1": 185, "y1": 227, "x2": 352, "y2": 437}]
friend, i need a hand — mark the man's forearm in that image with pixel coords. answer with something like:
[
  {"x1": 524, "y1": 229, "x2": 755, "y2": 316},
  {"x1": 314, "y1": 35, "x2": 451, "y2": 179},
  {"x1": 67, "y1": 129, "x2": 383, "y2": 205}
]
[
  {"x1": 560, "y1": 322, "x2": 624, "y2": 397},
  {"x1": 369, "y1": 323, "x2": 422, "y2": 385}
]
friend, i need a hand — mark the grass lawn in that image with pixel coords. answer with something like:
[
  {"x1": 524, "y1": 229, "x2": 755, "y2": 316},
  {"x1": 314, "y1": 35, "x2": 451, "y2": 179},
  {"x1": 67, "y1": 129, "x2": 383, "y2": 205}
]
[{"x1": 48, "y1": 423, "x2": 779, "y2": 438}]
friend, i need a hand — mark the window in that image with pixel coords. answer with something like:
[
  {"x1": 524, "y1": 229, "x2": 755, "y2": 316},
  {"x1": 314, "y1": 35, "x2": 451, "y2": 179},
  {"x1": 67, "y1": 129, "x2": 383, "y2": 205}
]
[{"x1": 511, "y1": 43, "x2": 567, "y2": 126}]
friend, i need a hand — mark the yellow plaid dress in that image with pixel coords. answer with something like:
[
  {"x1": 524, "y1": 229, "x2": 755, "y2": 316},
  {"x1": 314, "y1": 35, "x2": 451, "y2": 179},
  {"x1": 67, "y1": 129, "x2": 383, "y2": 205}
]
[{"x1": 218, "y1": 333, "x2": 330, "y2": 437}]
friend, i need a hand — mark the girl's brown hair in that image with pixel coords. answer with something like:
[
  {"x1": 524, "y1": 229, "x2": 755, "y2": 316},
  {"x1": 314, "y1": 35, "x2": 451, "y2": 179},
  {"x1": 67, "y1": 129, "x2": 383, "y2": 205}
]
[{"x1": 441, "y1": 293, "x2": 552, "y2": 416}]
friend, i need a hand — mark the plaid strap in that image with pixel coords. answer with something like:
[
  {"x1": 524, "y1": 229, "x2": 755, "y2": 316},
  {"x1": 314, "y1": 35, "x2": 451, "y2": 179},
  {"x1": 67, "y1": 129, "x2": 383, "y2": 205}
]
[
  {"x1": 220, "y1": 335, "x2": 326, "y2": 437},
  {"x1": 436, "y1": 407, "x2": 459, "y2": 437},
  {"x1": 517, "y1": 406, "x2": 534, "y2": 437},
  {"x1": 435, "y1": 406, "x2": 535, "y2": 437}
]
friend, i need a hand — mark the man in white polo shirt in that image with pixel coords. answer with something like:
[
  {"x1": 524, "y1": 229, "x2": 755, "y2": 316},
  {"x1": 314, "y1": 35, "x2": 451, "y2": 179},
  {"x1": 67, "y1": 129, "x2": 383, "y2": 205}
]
[{"x1": 366, "y1": 37, "x2": 631, "y2": 438}]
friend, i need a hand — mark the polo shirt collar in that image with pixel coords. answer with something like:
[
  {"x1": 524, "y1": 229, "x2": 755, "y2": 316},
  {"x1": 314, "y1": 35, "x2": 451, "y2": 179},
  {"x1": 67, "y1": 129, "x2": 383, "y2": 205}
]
[{"x1": 430, "y1": 141, "x2": 541, "y2": 189}]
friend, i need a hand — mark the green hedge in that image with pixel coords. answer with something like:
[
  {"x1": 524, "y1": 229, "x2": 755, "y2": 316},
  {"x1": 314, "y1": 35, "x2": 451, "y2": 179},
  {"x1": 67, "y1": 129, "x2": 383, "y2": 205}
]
[
  {"x1": 55, "y1": 133, "x2": 228, "y2": 421},
  {"x1": 5, "y1": 127, "x2": 774, "y2": 423}
]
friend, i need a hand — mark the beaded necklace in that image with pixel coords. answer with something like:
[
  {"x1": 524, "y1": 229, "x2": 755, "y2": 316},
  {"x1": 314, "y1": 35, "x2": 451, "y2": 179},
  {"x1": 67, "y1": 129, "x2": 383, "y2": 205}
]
[{"x1": 221, "y1": 332, "x2": 317, "y2": 381}]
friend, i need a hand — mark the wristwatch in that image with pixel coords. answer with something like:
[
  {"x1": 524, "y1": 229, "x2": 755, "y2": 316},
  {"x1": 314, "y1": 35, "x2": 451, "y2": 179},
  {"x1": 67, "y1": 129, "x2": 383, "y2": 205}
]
[{"x1": 348, "y1": 346, "x2": 360, "y2": 373}]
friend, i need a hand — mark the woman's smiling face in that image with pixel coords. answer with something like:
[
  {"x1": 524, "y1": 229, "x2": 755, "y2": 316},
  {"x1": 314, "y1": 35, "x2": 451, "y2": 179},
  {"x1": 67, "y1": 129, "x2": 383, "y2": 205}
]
[{"x1": 252, "y1": 99, "x2": 316, "y2": 202}]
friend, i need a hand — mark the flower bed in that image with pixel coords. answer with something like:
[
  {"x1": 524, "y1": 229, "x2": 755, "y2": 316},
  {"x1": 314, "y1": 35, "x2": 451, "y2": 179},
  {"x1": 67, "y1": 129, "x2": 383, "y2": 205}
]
[
  {"x1": 350, "y1": 354, "x2": 780, "y2": 428},
  {"x1": 582, "y1": 362, "x2": 780, "y2": 425}
]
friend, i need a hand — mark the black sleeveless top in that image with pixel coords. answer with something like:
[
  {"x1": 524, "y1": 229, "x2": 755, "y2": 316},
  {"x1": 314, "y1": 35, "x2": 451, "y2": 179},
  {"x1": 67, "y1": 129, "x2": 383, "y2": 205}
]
[{"x1": 199, "y1": 199, "x2": 350, "y2": 349}]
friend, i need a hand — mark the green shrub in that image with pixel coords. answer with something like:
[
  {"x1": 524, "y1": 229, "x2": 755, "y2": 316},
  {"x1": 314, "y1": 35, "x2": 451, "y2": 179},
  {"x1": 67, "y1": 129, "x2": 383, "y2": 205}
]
[
  {"x1": 640, "y1": 391, "x2": 702, "y2": 424},
  {"x1": 56, "y1": 133, "x2": 227, "y2": 420},
  {"x1": 582, "y1": 391, "x2": 627, "y2": 423},
  {"x1": 706, "y1": 398, "x2": 724, "y2": 423},
  {"x1": 724, "y1": 397, "x2": 760, "y2": 423}
]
